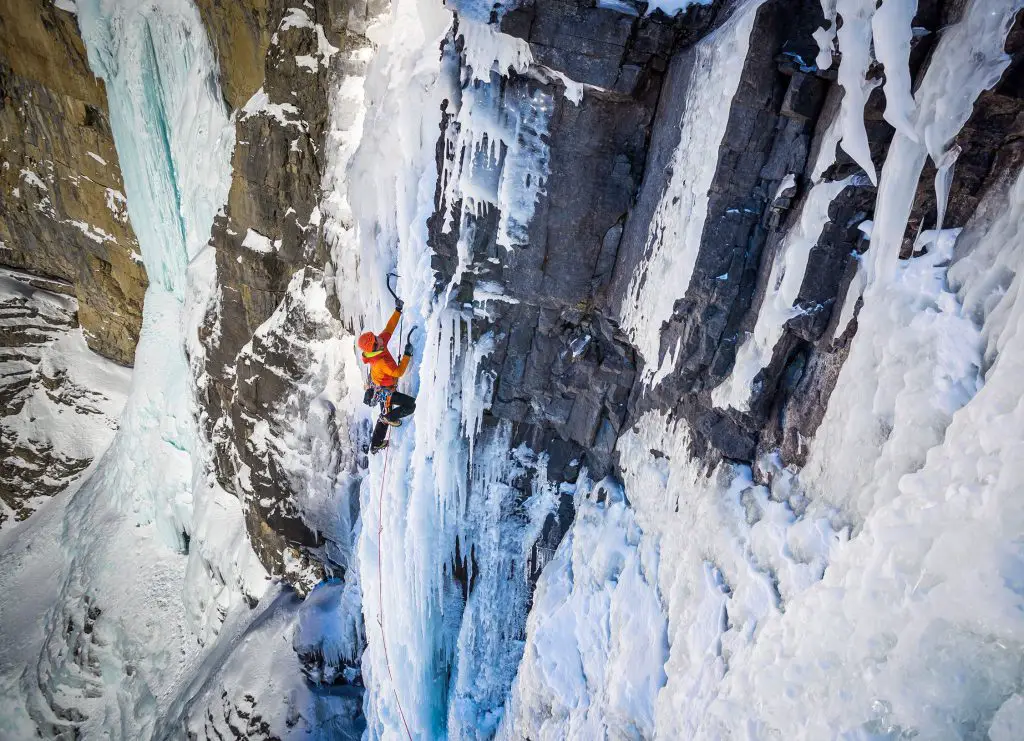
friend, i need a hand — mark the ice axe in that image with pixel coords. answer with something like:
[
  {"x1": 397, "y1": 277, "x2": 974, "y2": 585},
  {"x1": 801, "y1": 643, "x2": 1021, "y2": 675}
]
[
  {"x1": 386, "y1": 272, "x2": 403, "y2": 310},
  {"x1": 403, "y1": 325, "x2": 418, "y2": 357}
]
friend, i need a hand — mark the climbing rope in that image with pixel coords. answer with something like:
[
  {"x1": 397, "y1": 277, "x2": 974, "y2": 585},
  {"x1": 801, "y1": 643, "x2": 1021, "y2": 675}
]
[{"x1": 376, "y1": 428, "x2": 414, "y2": 741}]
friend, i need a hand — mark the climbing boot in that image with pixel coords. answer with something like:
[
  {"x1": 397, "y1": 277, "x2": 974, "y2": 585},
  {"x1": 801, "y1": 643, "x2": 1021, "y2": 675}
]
[
  {"x1": 370, "y1": 440, "x2": 389, "y2": 455},
  {"x1": 381, "y1": 417, "x2": 403, "y2": 428}
]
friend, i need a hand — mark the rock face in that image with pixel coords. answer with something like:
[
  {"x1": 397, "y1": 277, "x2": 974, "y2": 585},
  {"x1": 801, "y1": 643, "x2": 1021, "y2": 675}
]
[
  {"x1": 194, "y1": 0, "x2": 273, "y2": 110},
  {"x1": 439, "y1": 0, "x2": 1024, "y2": 481},
  {"x1": 0, "y1": 0, "x2": 147, "y2": 366},
  {"x1": 197, "y1": 0, "x2": 374, "y2": 588}
]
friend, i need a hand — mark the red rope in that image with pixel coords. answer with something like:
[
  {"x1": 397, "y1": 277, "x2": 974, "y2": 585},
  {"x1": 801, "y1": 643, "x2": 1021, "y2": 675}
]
[{"x1": 376, "y1": 427, "x2": 413, "y2": 741}]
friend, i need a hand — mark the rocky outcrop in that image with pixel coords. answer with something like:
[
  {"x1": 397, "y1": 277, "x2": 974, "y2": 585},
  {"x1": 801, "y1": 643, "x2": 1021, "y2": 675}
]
[
  {"x1": 194, "y1": 0, "x2": 273, "y2": 110},
  {"x1": 434, "y1": 0, "x2": 1024, "y2": 491},
  {"x1": 0, "y1": 0, "x2": 147, "y2": 366},
  {"x1": 197, "y1": 0, "x2": 375, "y2": 585},
  {"x1": 0, "y1": 266, "x2": 128, "y2": 528}
]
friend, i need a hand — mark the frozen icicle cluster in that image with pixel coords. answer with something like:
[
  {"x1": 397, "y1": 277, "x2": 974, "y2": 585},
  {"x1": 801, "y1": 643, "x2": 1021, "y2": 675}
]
[
  {"x1": 834, "y1": 0, "x2": 1023, "y2": 335},
  {"x1": 440, "y1": 30, "x2": 553, "y2": 261},
  {"x1": 446, "y1": 428, "x2": 558, "y2": 739}
]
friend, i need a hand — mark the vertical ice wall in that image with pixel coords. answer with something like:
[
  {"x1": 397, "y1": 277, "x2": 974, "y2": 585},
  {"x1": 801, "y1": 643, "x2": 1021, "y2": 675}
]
[
  {"x1": 78, "y1": 0, "x2": 233, "y2": 291},
  {"x1": 320, "y1": 1, "x2": 560, "y2": 736}
]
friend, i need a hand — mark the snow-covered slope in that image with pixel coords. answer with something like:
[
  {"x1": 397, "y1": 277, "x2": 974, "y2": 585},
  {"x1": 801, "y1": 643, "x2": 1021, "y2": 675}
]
[
  {"x1": 2, "y1": 0, "x2": 1024, "y2": 738},
  {"x1": 0, "y1": 267, "x2": 129, "y2": 527}
]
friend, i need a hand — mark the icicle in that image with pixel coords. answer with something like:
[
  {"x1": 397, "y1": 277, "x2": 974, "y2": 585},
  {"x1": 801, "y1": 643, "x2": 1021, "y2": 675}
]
[
  {"x1": 933, "y1": 144, "x2": 961, "y2": 235},
  {"x1": 872, "y1": 0, "x2": 919, "y2": 140},
  {"x1": 834, "y1": 0, "x2": 880, "y2": 185}
]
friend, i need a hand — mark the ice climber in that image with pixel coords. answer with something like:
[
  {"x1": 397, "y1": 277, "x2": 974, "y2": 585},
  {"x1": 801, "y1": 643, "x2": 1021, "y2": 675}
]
[{"x1": 359, "y1": 296, "x2": 416, "y2": 454}]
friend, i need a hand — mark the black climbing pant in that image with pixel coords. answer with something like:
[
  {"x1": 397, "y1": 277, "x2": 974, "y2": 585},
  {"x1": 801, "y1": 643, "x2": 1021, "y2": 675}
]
[{"x1": 371, "y1": 391, "x2": 416, "y2": 449}]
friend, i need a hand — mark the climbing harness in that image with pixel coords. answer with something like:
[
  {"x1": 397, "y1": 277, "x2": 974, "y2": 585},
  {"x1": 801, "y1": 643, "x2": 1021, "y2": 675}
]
[
  {"x1": 376, "y1": 431, "x2": 414, "y2": 741},
  {"x1": 364, "y1": 384, "x2": 394, "y2": 409}
]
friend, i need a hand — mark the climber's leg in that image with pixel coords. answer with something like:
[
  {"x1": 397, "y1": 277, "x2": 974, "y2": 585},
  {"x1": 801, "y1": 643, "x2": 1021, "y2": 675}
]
[
  {"x1": 384, "y1": 392, "x2": 416, "y2": 424},
  {"x1": 370, "y1": 417, "x2": 389, "y2": 453}
]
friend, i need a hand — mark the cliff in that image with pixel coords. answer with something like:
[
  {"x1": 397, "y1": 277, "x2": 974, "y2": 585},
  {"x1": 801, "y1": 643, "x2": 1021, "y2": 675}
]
[
  {"x1": 0, "y1": 0, "x2": 146, "y2": 366},
  {"x1": 1, "y1": 0, "x2": 1023, "y2": 737}
]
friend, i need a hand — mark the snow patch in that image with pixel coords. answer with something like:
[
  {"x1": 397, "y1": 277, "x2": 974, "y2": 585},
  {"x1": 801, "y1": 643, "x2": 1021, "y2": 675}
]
[{"x1": 241, "y1": 227, "x2": 282, "y2": 254}]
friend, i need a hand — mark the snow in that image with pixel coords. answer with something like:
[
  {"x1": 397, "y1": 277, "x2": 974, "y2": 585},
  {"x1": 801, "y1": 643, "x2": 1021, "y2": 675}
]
[
  {"x1": 773, "y1": 172, "x2": 797, "y2": 201},
  {"x1": 497, "y1": 477, "x2": 668, "y2": 741},
  {"x1": 280, "y1": 7, "x2": 314, "y2": 30},
  {"x1": 105, "y1": 186, "x2": 128, "y2": 222},
  {"x1": 157, "y1": 585, "x2": 365, "y2": 739},
  {"x1": 67, "y1": 217, "x2": 116, "y2": 243},
  {"x1": 279, "y1": 8, "x2": 338, "y2": 70},
  {"x1": 618, "y1": 0, "x2": 765, "y2": 380},
  {"x1": 18, "y1": 168, "x2": 46, "y2": 190},
  {"x1": 459, "y1": 18, "x2": 533, "y2": 84},
  {"x1": 242, "y1": 227, "x2": 282, "y2": 254},
  {"x1": 990, "y1": 695, "x2": 1024, "y2": 741},
  {"x1": 0, "y1": 485, "x2": 77, "y2": 735},
  {"x1": 0, "y1": 271, "x2": 129, "y2": 530},
  {"x1": 85, "y1": 150, "x2": 107, "y2": 165},
  {"x1": 692, "y1": 170, "x2": 1024, "y2": 739},
  {"x1": 296, "y1": 54, "x2": 318, "y2": 72},
  {"x1": 241, "y1": 87, "x2": 307, "y2": 130}
]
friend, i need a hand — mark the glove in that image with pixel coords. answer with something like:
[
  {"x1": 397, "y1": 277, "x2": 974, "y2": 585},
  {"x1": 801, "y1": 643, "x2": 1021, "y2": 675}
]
[
  {"x1": 395, "y1": 298, "x2": 405, "y2": 312},
  {"x1": 404, "y1": 341, "x2": 413, "y2": 357}
]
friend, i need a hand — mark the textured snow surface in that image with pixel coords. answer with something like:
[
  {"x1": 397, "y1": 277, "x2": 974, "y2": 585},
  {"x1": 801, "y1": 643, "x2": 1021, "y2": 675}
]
[
  {"x1": 0, "y1": 270, "x2": 130, "y2": 527},
  {"x1": 498, "y1": 478, "x2": 668, "y2": 741}
]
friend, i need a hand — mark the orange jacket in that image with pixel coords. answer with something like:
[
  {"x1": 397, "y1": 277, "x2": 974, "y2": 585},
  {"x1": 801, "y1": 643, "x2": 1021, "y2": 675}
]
[{"x1": 362, "y1": 309, "x2": 410, "y2": 388}]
